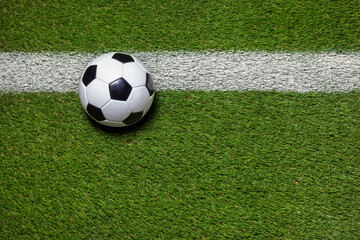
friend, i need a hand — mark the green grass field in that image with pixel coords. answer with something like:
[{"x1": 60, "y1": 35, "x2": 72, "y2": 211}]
[
  {"x1": 1, "y1": 91, "x2": 359, "y2": 238},
  {"x1": 1, "y1": 0, "x2": 360, "y2": 239},
  {"x1": 1, "y1": 0, "x2": 359, "y2": 52}
]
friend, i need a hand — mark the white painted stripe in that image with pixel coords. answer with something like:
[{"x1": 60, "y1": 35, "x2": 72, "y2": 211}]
[{"x1": 1, "y1": 51, "x2": 359, "y2": 92}]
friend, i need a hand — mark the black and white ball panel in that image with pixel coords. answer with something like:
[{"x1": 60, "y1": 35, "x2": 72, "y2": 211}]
[
  {"x1": 109, "y1": 78, "x2": 132, "y2": 101},
  {"x1": 102, "y1": 100, "x2": 131, "y2": 122},
  {"x1": 146, "y1": 73, "x2": 155, "y2": 96},
  {"x1": 86, "y1": 79, "x2": 111, "y2": 108},
  {"x1": 122, "y1": 62, "x2": 147, "y2": 88},
  {"x1": 123, "y1": 112, "x2": 143, "y2": 125},
  {"x1": 96, "y1": 58, "x2": 124, "y2": 84},
  {"x1": 86, "y1": 104, "x2": 106, "y2": 122},
  {"x1": 82, "y1": 65, "x2": 97, "y2": 86},
  {"x1": 112, "y1": 52, "x2": 134, "y2": 63},
  {"x1": 127, "y1": 86, "x2": 150, "y2": 112}
]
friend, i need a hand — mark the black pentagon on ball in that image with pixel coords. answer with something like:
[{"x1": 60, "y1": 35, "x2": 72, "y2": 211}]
[
  {"x1": 87, "y1": 103, "x2": 105, "y2": 121},
  {"x1": 109, "y1": 78, "x2": 132, "y2": 101},
  {"x1": 82, "y1": 65, "x2": 97, "y2": 86},
  {"x1": 146, "y1": 73, "x2": 155, "y2": 96},
  {"x1": 123, "y1": 111, "x2": 143, "y2": 125},
  {"x1": 112, "y1": 53, "x2": 134, "y2": 63}
]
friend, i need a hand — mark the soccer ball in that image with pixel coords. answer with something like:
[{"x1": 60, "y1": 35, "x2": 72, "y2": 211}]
[{"x1": 79, "y1": 52, "x2": 155, "y2": 127}]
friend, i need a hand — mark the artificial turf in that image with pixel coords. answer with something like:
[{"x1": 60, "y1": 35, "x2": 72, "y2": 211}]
[
  {"x1": 1, "y1": 91, "x2": 359, "y2": 238},
  {"x1": 1, "y1": 0, "x2": 359, "y2": 52},
  {"x1": 1, "y1": 0, "x2": 360, "y2": 238}
]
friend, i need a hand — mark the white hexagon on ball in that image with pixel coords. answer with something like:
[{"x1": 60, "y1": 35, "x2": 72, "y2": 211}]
[
  {"x1": 86, "y1": 79, "x2": 111, "y2": 108},
  {"x1": 123, "y1": 62, "x2": 147, "y2": 88},
  {"x1": 127, "y1": 86, "x2": 150, "y2": 112},
  {"x1": 102, "y1": 100, "x2": 131, "y2": 122},
  {"x1": 97, "y1": 58, "x2": 123, "y2": 84}
]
